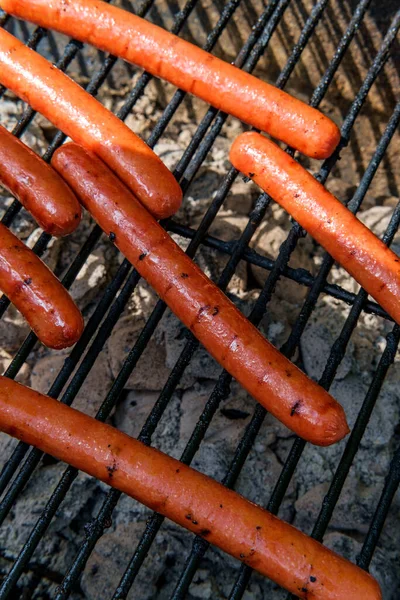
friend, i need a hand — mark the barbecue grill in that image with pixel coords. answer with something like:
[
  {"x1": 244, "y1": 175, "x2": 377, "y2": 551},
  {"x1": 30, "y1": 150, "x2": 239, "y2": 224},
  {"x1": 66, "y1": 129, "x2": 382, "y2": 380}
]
[{"x1": 0, "y1": 0, "x2": 399, "y2": 598}]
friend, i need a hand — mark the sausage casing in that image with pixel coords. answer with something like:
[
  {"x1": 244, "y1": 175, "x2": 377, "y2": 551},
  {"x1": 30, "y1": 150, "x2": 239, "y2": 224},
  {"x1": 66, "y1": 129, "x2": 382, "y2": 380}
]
[
  {"x1": 0, "y1": 223, "x2": 83, "y2": 348},
  {"x1": 0, "y1": 124, "x2": 81, "y2": 236}
]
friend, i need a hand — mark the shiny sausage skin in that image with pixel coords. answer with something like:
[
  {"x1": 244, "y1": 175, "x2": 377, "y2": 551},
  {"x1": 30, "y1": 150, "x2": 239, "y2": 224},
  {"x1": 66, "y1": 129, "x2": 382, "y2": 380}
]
[
  {"x1": 0, "y1": 377, "x2": 381, "y2": 600},
  {"x1": 0, "y1": 28, "x2": 182, "y2": 220},
  {"x1": 52, "y1": 143, "x2": 349, "y2": 446},
  {"x1": 0, "y1": 0, "x2": 340, "y2": 160},
  {"x1": 0, "y1": 223, "x2": 83, "y2": 348},
  {"x1": 230, "y1": 132, "x2": 400, "y2": 325},
  {"x1": 0, "y1": 124, "x2": 81, "y2": 236}
]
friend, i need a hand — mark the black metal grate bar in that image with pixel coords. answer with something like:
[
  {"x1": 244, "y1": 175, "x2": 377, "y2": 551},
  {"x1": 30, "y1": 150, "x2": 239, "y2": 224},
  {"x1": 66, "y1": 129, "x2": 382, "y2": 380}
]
[
  {"x1": 166, "y1": 219, "x2": 392, "y2": 319},
  {"x1": 0, "y1": 0, "x2": 398, "y2": 599},
  {"x1": 358, "y1": 442, "x2": 400, "y2": 569}
]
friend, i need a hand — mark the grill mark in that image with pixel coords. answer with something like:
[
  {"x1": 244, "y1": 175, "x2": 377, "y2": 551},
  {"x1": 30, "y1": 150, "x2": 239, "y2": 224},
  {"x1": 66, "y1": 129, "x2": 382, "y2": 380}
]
[
  {"x1": 106, "y1": 460, "x2": 118, "y2": 479},
  {"x1": 164, "y1": 282, "x2": 174, "y2": 295},
  {"x1": 200, "y1": 528, "x2": 211, "y2": 537},
  {"x1": 290, "y1": 401, "x2": 301, "y2": 416}
]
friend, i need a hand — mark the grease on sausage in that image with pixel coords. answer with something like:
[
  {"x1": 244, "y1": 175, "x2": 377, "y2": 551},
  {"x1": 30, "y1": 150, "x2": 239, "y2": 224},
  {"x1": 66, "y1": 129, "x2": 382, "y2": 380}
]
[{"x1": 0, "y1": 223, "x2": 83, "y2": 348}]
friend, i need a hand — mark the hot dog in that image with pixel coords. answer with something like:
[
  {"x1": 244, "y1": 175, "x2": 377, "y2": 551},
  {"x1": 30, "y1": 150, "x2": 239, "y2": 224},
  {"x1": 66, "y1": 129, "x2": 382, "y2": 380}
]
[
  {"x1": 0, "y1": 124, "x2": 81, "y2": 236},
  {"x1": 0, "y1": 377, "x2": 381, "y2": 600},
  {"x1": 0, "y1": 28, "x2": 182, "y2": 220},
  {"x1": 52, "y1": 143, "x2": 349, "y2": 446},
  {"x1": 0, "y1": 0, "x2": 341, "y2": 160},
  {"x1": 0, "y1": 222, "x2": 83, "y2": 348},
  {"x1": 229, "y1": 132, "x2": 400, "y2": 325}
]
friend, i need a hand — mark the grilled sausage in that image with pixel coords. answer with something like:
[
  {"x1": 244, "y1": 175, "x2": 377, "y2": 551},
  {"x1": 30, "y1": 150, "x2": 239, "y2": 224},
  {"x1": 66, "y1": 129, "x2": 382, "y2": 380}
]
[
  {"x1": 0, "y1": 222, "x2": 83, "y2": 348},
  {"x1": 0, "y1": 377, "x2": 382, "y2": 600},
  {"x1": 0, "y1": 0, "x2": 340, "y2": 160},
  {"x1": 0, "y1": 124, "x2": 81, "y2": 236},
  {"x1": 0, "y1": 28, "x2": 182, "y2": 220},
  {"x1": 229, "y1": 132, "x2": 400, "y2": 325},
  {"x1": 52, "y1": 143, "x2": 349, "y2": 446}
]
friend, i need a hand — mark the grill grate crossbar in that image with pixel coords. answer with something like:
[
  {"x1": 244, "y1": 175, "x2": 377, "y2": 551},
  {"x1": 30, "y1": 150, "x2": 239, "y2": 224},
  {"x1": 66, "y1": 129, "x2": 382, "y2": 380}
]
[{"x1": 358, "y1": 442, "x2": 400, "y2": 569}]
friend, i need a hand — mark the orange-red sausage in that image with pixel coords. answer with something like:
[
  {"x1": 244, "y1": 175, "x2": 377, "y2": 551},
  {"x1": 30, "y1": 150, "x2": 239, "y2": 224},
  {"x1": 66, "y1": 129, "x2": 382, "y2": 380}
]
[
  {"x1": 0, "y1": 28, "x2": 182, "y2": 220},
  {"x1": 0, "y1": 377, "x2": 381, "y2": 600},
  {"x1": 0, "y1": 124, "x2": 81, "y2": 236},
  {"x1": 230, "y1": 132, "x2": 400, "y2": 325},
  {"x1": 0, "y1": 0, "x2": 340, "y2": 160},
  {"x1": 0, "y1": 223, "x2": 83, "y2": 348},
  {"x1": 52, "y1": 143, "x2": 349, "y2": 446}
]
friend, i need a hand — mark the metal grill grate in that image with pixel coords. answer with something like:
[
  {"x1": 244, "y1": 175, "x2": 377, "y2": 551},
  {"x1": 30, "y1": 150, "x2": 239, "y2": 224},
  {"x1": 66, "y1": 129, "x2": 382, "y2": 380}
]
[{"x1": 0, "y1": 0, "x2": 399, "y2": 598}]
